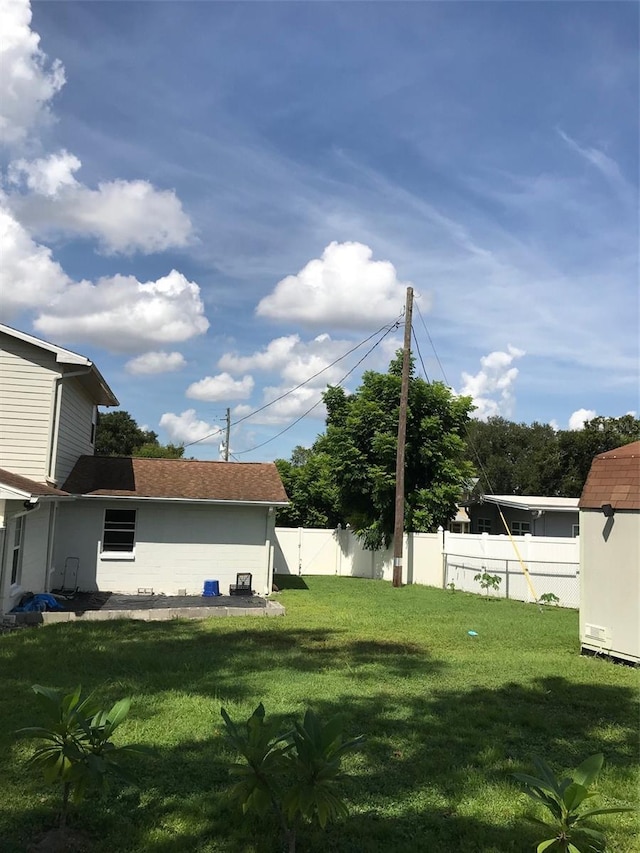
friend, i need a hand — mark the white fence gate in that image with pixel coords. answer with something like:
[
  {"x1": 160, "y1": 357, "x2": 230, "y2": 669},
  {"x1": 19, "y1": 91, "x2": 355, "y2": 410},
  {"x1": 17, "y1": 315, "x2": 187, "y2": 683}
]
[{"x1": 274, "y1": 527, "x2": 580, "y2": 608}]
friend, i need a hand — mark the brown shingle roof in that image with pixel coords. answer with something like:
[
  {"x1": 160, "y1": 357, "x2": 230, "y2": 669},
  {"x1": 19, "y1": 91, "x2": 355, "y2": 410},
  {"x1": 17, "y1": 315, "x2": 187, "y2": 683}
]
[
  {"x1": 62, "y1": 456, "x2": 289, "y2": 504},
  {"x1": 579, "y1": 441, "x2": 640, "y2": 511},
  {"x1": 0, "y1": 468, "x2": 69, "y2": 497}
]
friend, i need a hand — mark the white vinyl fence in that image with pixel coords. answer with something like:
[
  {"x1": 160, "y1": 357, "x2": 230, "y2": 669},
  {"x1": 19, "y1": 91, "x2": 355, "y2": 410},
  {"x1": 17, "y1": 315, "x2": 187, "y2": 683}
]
[
  {"x1": 443, "y1": 532, "x2": 579, "y2": 608},
  {"x1": 274, "y1": 527, "x2": 579, "y2": 608}
]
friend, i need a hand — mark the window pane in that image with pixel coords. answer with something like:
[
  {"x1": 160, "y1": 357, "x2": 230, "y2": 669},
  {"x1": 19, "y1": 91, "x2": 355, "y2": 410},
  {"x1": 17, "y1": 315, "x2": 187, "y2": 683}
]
[{"x1": 103, "y1": 509, "x2": 136, "y2": 552}]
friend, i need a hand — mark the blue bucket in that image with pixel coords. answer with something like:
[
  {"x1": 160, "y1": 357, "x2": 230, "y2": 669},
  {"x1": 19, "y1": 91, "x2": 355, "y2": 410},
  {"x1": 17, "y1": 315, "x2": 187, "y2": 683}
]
[{"x1": 203, "y1": 579, "x2": 220, "y2": 597}]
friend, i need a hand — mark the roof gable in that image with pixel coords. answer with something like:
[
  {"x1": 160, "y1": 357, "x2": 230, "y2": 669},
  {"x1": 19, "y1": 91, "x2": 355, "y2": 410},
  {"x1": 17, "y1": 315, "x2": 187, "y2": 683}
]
[
  {"x1": 62, "y1": 456, "x2": 289, "y2": 504},
  {"x1": 579, "y1": 441, "x2": 640, "y2": 510},
  {"x1": 0, "y1": 324, "x2": 118, "y2": 407}
]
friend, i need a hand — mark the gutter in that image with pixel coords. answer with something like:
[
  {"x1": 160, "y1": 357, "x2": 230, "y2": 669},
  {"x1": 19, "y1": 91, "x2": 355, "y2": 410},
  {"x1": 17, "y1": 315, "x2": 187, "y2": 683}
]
[{"x1": 69, "y1": 495, "x2": 290, "y2": 507}]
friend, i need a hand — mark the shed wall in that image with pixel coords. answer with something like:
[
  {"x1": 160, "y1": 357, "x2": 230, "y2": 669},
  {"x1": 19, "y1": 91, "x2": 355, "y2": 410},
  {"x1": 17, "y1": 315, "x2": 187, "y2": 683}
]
[{"x1": 579, "y1": 509, "x2": 639, "y2": 663}]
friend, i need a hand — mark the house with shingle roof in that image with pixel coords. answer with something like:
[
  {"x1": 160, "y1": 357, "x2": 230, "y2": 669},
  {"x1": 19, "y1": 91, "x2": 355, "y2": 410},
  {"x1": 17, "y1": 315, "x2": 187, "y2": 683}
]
[
  {"x1": 0, "y1": 323, "x2": 119, "y2": 614},
  {"x1": 1, "y1": 325, "x2": 288, "y2": 614},
  {"x1": 52, "y1": 457, "x2": 288, "y2": 597},
  {"x1": 578, "y1": 441, "x2": 640, "y2": 664}
]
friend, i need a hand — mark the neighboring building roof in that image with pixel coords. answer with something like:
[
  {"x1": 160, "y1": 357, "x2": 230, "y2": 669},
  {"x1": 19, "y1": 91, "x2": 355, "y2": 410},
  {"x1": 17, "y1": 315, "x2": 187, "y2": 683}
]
[
  {"x1": 478, "y1": 495, "x2": 579, "y2": 513},
  {"x1": 0, "y1": 323, "x2": 118, "y2": 407},
  {"x1": 0, "y1": 468, "x2": 69, "y2": 498},
  {"x1": 62, "y1": 456, "x2": 289, "y2": 505},
  {"x1": 579, "y1": 441, "x2": 640, "y2": 511}
]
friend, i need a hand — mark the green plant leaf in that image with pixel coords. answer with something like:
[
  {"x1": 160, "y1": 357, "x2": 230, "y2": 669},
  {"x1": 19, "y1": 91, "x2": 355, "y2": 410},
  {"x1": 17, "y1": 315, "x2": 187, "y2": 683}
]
[
  {"x1": 572, "y1": 754, "x2": 604, "y2": 789},
  {"x1": 536, "y1": 839, "x2": 560, "y2": 853}
]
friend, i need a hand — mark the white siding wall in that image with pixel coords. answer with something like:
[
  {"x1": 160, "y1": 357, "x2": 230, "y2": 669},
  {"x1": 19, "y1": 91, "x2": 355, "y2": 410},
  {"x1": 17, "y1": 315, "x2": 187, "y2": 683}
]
[
  {"x1": 580, "y1": 509, "x2": 640, "y2": 663},
  {"x1": 54, "y1": 380, "x2": 95, "y2": 484},
  {"x1": 0, "y1": 502, "x2": 54, "y2": 613},
  {"x1": 0, "y1": 335, "x2": 57, "y2": 480},
  {"x1": 52, "y1": 501, "x2": 273, "y2": 596}
]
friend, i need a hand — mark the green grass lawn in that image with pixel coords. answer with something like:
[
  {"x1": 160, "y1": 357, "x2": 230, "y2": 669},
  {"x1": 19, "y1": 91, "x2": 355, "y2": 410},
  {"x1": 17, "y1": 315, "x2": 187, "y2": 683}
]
[{"x1": 0, "y1": 577, "x2": 638, "y2": 852}]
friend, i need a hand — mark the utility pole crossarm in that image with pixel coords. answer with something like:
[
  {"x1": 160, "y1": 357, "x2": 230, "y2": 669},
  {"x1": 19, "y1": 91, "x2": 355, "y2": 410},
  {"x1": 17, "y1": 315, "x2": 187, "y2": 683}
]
[{"x1": 392, "y1": 286, "x2": 413, "y2": 588}]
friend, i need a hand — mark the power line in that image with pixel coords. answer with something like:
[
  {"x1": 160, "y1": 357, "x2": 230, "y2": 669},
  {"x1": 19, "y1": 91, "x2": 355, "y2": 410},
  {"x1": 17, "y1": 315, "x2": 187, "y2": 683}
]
[
  {"x1": 183, "y1": 317, "x2": 402, "y2": 449},
  {"x1": 234, "y1": 320, "x2": 401, "y2": 456},
  {"x1": 414, "y1": 300, "x2": 449, "y2": 385},
  {"x1": 411, "y1": 326, "x2": 430, "y2": 384}
]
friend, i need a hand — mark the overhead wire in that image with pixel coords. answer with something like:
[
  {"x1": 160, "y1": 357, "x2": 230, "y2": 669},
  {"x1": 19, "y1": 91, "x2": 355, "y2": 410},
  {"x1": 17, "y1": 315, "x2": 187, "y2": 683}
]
[
  {"x1": 182, "y1": 317, "x2": 402, "y2": 449},
  {"x1": 414, "y1": 300, "x2": 449, "y2": 386},
  {"x1": 233, "y1": 320, "x2": 401, "y2": 456},
  {"x1": 411, "y1": 326, "x2": 430, "y2": 383},
  {"x1": 411, "y1": 300, "x2": 538, "y2": 599}
]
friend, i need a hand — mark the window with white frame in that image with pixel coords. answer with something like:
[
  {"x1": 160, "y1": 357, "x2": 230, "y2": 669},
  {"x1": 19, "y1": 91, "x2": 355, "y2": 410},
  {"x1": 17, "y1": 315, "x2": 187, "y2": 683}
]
[
  {"x1": 11, "y1": 515, "x2": 24, "y2": 585},
  {"x1": 511, "y1": 520, "x2": 531, "y2": 535},
  {"x1": 102, "y1": 509, "x2": 137, "y2": 553},
  {"x1": 477, "y1": 518, "x2": 492, "y2": 533}
]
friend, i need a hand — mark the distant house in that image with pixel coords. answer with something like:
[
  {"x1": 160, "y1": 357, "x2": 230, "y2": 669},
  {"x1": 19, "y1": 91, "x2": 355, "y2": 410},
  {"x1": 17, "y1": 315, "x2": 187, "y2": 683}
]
[
  {"x1": 0, "y1": 324, "x2": 118, "y2": 615},
  {"x1": 578, "y1": 441, "x2": 640, "y2": 664},
  {"x1": 53, "y1": 456, "x2": 288, "y2": 597},
  {"x1": 0, "y1": 325, "x2": 289, "y2": 615},
  {"x1": 466, "y1": 495, "x2": 580, "y2": 537}
]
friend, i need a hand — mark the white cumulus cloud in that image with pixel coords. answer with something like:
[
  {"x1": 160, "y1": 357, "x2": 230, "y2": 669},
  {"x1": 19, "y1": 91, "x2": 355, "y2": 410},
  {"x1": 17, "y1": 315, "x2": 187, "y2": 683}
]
[
  {"x1": 233, "y1": 385, "x2": 324, "y2": 426},
  {"x1": 0, "y1": 0, "x2": 65, "y2": 146},
  {"x1": 8, "y1": 149, "x2": 81, "y2": 195},
  {"x1": 256, "y1": 241, "x2": 413, "y2": 329},
  {"x1": 568, "y1": 408, "x2": 597, "y2": 430},
  {"x1": 459, "y1": 345, "x2": 525, "y2": 420},
  {"x1": 186, "y1": 372, "x2": 254, "y2": 402},
  {"x1": 0, "y1": 202, "x2": 69, "y2": 317},
  {"x1": 34, "y1": 269, "x2": 209, "y2": 353},
  {"x1": 125, "y1": 351, "x2": 187, "y2": 376},
  {"x1": 8, "y1": 165, "x2": 192, "y2": 254},
  {"x1": 219, "y1": 332, "x2": 352, "y2": 388},
  {"x1": 159, "y1": 409, "x2": 222, "y2": 445}
]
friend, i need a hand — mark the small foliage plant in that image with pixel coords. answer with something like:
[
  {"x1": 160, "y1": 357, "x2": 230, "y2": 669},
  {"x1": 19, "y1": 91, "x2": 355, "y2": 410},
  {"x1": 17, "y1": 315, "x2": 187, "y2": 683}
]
[
  {"x1": 474, "y1": 571, "x2": 502, "y2": 596},
  {"x1": 537, "y1": 593, "x2": 560, "y2": 607},
  {"x1": 17, "y1": 685, "x2": 140, "y2": 829},
  {"x1": 221, "y1": 703, "x2": 364, "y2": 853},
  {"x1": 513, "y1": 753, "x2": 633, "y2": 853}
]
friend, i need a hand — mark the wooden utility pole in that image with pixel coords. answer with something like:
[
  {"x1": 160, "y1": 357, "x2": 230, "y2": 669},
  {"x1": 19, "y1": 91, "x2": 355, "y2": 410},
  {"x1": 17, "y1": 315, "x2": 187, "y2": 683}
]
[
  {"x1": 224, "y1": 407, "x2": 231, "y2": 461},
  {"x1": 392, "y1": 286, "x2": 413, "y2": 587}
]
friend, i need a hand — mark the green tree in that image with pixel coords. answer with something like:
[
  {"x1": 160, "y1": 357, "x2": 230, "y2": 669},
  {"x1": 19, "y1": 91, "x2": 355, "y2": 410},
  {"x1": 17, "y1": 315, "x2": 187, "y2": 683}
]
[
  {"x1": 275, "y1": 447, "x2": 341, "y2": 528},
  {"x1": 95, "y1": 411, "x2": 184, "y2": 458},
  {"x1": 465, "y1": 414, "x2": 639, "y2": 497},
  {"x1": 556, "y1": 415, "x2": 640, "y2": 495},
  {"x1": 314, "y1": 353, "x2": 474, "y2": 548}
]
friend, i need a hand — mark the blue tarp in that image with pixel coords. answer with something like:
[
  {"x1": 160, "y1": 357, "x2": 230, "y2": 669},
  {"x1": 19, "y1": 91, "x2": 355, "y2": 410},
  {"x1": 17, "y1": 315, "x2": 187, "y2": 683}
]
[{"x1": 12, "y1": 593, "x2": 63, "y2": 613}]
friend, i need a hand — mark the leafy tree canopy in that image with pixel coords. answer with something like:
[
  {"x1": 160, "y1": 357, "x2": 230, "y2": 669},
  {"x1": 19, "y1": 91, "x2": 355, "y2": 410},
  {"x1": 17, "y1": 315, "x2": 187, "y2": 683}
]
[
  {"x1": 465, "y1": 414, "x2": 639, "y2": 496},
  {"x1": 95, "y1": 411, "x2": 184, "y2": 458},
  {"x1": 277, "y1": 354, "x2": 475, "y2": 548}
]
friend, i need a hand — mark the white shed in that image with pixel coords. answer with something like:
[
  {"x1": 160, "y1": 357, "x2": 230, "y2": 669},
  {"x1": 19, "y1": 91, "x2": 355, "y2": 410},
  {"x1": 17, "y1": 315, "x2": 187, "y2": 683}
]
[
  {"x1": 52, "y1": 456, "x2": 289, "y2": 598},
  {"x1": 578, "y1": 441, "x2": 640, "y2": 664}
]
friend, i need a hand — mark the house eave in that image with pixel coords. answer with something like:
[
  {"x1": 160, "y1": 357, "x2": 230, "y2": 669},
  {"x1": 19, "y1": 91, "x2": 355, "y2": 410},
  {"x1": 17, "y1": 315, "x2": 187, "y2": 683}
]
[{"x1": 70, "y1": 495, "x2": 290, "y2": 507}]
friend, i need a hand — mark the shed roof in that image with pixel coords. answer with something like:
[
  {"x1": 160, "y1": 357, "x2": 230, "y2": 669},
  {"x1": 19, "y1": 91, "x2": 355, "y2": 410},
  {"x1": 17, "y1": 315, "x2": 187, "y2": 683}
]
[
  {"x1": 579, "y1": 441, "x2": 640, "y2": 511},
  {"x1": 62, "y1": 456, "x2": 289, "y2": 504}
]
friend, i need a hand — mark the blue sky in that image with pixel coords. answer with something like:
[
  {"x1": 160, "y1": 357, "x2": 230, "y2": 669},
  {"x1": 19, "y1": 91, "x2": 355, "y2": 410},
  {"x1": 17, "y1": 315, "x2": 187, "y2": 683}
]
[{"x1": 1, "y1": 0, "x2": 638, "y2": 460}]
